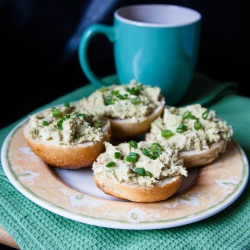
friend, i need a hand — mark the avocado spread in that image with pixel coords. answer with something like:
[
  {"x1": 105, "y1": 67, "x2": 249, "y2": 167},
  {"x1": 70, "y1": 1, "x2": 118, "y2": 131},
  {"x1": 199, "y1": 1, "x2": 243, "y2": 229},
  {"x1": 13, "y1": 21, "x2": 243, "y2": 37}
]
[
  {"x1": 27, "y1": 103, "x2": 106, "y2": 145},
  {"x1": 79, "y1": 80, "x2": 161, "y2": 121},
  {"x1": 92, "y1": 141, "x2": 187, "y2": 188},
  {"x1": 148, "y1": 104, "x2": 233, "y2": 151}
]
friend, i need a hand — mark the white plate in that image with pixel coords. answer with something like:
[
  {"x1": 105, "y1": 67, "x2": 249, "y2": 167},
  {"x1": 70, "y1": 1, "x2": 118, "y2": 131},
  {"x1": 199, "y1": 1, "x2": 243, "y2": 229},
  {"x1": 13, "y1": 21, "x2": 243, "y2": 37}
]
[{"x1": 1, "y1": 117, "x2": 249, "y2": 230}]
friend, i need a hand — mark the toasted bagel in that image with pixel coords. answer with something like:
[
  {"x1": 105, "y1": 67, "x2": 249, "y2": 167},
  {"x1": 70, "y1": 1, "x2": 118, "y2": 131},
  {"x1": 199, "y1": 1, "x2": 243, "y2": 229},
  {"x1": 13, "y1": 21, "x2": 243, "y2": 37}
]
[
  {"x1": 78, "y1": 81, "x2": 165, "y2": 139},
  {"x1": 92, "y1": 141, "x2": 187, "y2": 202},
  {"x1": 23, "y1": 107, "x2": 111, "y2": 169},
  {"x1": 145, "y1": 104, "x2": 233, "y2": 168},
  {"x1": 180, "y1": 140, "x2": 228, "y2": 168},
  {"x1": 109, "y1": 96, "x2": 165, "y2": 138}
]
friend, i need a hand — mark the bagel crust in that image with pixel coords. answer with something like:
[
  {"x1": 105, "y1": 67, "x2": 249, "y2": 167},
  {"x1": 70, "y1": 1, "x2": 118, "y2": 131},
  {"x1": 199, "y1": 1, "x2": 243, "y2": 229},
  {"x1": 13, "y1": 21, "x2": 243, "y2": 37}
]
[
  {"x1": 94, "y1": 173, "x2": 183, "y2": 202},
  {"x1": 23, "y1": 130, "x2": 110, "y2": 169}
]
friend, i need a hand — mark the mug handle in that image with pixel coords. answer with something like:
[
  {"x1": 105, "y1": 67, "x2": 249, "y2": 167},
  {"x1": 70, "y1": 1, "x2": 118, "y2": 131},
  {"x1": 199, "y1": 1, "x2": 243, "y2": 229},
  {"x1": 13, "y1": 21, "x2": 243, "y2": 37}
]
[{"x1": 78, "y1": 24, "x2": 115, "y2": 87}]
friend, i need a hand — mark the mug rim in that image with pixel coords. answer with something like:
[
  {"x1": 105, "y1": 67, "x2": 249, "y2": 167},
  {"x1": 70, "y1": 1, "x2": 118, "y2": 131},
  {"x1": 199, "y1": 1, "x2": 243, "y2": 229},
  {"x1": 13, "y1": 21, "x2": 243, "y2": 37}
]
[{"x1": 115, "y1": 4, "x2": 201, "y2": 27}]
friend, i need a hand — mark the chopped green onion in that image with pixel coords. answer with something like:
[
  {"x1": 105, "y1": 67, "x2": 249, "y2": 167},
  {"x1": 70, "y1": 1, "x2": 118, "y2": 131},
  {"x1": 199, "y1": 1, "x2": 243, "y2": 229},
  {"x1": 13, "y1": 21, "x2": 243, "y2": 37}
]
[
  {"x1": 134, "y1": 168, "x2": 145, "y2": 176},
  {"x1": 151, "y1": 143, "x2": 162, "y2": 152},
  {"x1": 126, "y1": 85, "x2": 142, "y2": 95},
  {"x1": 125, "y1": 152, "x2": 139, "y2": 163},
  {"x1": 104, "y1": 95, "x2": 115, "y2": 105},
  {"x1": 117, "y1": 94, "x2": 127, "y2": 100},
  {"x1": 114, "y1": 151, "x2": 121, "y2": 159},
  {"x1": 74, "y1": 113, "x2": 87, "y2": 119},
  {"x1": 64, "y1": 101, "x2": 70, "y2": 108},
  {"x1": 52, "y1": 107, "x2": 63, "y2": 118},
  {"x1": 176, "y1": 123, "x2": 188, "y2": 133},
  {"x1": 42, "y1": 120, "x2": 49, "y2": 126},
  {"x1": 134, "y1": 168, "x2": 153, "y2": 177},
  {"x1": 194, "y1": 119, "x2": 202, "y2": 130},
  {"x1": 141, "y1": 148, "x2": 150, "y2": 156},
  {"x1": 161, "y1": 129, "x2": 173, "y2": 138},
  {"x1": 130, "y1": 97, "x2": 141, "y2": 105},
  {"x1": 202, "y1": 110, "x2": 209, "y2": 120},
  {"x1": 129, "y1": 140, "x2": 138, "y2": 149},
  {"x1": 145, "y1": 171, "x2": 153, "y2": 177},
  {"x1": 94, "y1": 120, "x2": 103, "y2": 128},
  {"x1": 57, "y1": 119, "x2": 64, "y2": 130},
  {"x1": 129, "y1": 152, "x2": 139, "y2": 158},
  {"x1": 106, "y1": 161, "x2": 116, "y2": 168},
  {"x1": 182, "y1": 111, "x2": 196, "y2": 120},
  {"x1": 149, "y1": 151, "x2": 160, "y2": 160},
  {"x1": 111, "y1": 90, "x2": 119, "y2": 96},
  {"x1": 98, "y1": 87, "x2": 109, "y2": 92}
]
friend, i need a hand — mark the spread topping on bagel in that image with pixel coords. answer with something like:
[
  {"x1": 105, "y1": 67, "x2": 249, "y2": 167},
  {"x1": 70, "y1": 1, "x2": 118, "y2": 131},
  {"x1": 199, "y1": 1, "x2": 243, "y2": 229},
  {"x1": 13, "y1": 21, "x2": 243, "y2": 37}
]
[
  {"x1": 148, "y1": 104, "x2": 233, "y2": 151},
  {"x1": 27, "y1": 102, "x2": 106, "y2": 145},
  {"x1": 92, "y1": 141, "x2": 187, "y2": 188},
  {"x1": 79, "y1": 80, "x2": 162, "y2": 120}
]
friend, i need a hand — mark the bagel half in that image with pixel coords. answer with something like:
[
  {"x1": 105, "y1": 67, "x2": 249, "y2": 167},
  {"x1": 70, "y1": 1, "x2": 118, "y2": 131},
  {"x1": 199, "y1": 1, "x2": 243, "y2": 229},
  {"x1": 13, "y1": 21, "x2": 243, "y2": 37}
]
[
  {"x1": 180, "y1": 140, "x2": 228, "y2": 168},
  {"x1": 145, "y1": 133, "x2": 228, "y2": 168},
  {"x1": 109, "y1": 96, "x2": 165, "y2": 138},
  {"x1": 93, "y1": 173, "x2": 183, "y2": 202},
  {"x1": 23, "y1": 118, "x2": 111, "y2": 169},
  {"x1": 92, "y1": 141, "x2": 187, "y2": 202}
]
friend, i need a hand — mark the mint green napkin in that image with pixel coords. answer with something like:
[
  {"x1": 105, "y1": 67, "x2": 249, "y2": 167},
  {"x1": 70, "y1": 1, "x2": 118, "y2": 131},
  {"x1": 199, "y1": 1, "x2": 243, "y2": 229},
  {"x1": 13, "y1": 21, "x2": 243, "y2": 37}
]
[{"x1": 0, "y1": 73, "x2": 249, "y2": 250}]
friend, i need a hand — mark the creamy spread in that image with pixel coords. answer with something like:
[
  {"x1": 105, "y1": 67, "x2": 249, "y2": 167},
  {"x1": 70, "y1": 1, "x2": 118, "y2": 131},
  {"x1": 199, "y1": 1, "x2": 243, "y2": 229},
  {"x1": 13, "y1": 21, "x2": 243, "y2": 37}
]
[
  {"x1": 148, "y1": 104, "x2": 233, "y2": 151},
  {"x1": 26, "y1": 102, "x2": 106, "y2": 145},
  {"x1": 78, "y1": 80, "x2": 161, "y2": 120},
  {"x1": 92, "y1": 141, "x2": 187, "y2": 188}
]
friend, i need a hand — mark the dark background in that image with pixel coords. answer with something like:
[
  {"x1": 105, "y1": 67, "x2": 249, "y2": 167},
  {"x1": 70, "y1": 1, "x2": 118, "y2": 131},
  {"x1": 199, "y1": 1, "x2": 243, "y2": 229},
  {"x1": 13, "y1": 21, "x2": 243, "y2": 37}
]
[{"x1": 0, "y1": 0, "x2": 249, "y2": 129}]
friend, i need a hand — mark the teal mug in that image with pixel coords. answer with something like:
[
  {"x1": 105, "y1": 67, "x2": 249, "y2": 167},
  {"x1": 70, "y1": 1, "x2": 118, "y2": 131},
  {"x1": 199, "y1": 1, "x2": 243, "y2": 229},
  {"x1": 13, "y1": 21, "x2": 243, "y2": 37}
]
[{"x1": 78, "y1": 4, "x2": 201, "y2": 105}]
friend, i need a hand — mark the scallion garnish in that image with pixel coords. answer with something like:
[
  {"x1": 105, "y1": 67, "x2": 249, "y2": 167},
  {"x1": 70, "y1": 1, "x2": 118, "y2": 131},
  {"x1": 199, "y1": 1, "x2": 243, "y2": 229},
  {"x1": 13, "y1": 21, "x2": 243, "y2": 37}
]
[
  {"x1": 151, "y1": 143, "x2": 162, "y2": 152},
  {"x1": 125, "y1": 152, "x2": 139, "y2": 163},
  {"x1": 129, "y1": 140, "x2": 138, "y2": 149},
  {"x1": 42, "y1": 120, "x2": 49, "y2": 126},
  {"x1": 176, "y1": 123, "x2": 188, "y2": 133},
  {"x1": 52, "y1": 107, "x2": 63, "y2": 118},
  {"x1": 106, "y1": 161, "x2": 116, "y2": 168},
  {"x1": 194, "y1": 119, "x2": 202, "y2": 130},
  {"x1": 64, "y1": 101, "x2": 70, "y2": 108},
  {"x1": 74, "y1": 113, "x2": 87, "y2": 119},
  {"x1": 182, "y1": 111, "x2": 196, "y2": 120},
  {"x1": 57, "y1": 119, "x2": 64, "y2": 130},
  {"x1": 134, "y1": 168, "x2": 153, "y2": 177},
  {"x1": 114, "y1": 151, "x2": 121, "y2": 159},
  {"x1": 161, "y1": 129, "x2": 173, "y2": 138},
  {"x1": 111, "y1": 90, "x2": 119, "y2": 96},
  {"x1": 94, "y1": 120, "x2": 103, "y2": 128},
  {"x1": 130, "y1": 97, "x2": 141, "y2": 105},
  {"x1": 141, "y1": 148, "x2": 150, "y2": 156},
  {"x1": 98, "y1": 87, "x2": 109, "y2": 92},
  {"x1": 202, "y1": 110, "x2": 209, "y2": 120},
  {"x1": 104, "y1": 95, "x2": 115, "y2": 105}
]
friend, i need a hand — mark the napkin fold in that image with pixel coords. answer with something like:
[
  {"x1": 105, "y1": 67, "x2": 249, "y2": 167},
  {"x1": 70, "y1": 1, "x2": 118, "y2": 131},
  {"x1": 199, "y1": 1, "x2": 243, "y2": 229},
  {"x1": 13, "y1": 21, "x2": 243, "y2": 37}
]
[{"x1": 0, "y1": 72, "x2": 249, "y2": 250}]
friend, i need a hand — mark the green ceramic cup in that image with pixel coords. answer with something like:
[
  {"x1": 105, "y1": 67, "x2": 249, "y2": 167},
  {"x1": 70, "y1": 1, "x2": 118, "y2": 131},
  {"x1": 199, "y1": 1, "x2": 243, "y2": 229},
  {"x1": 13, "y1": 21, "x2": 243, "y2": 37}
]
[{"x1": 78, "y1": 4, "x2": 201, "y2": 105}]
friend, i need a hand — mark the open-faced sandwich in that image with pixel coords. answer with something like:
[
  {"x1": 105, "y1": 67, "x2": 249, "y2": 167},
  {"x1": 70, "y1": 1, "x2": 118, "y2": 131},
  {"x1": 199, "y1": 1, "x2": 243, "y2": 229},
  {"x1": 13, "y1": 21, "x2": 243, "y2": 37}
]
[
  {"x1": 78, "y1": 80, "x2": 165, "y2": 139},
  {"x1": 146, "y1": 104, "x2": 233, "y2": 168},
  {"x1": 23, "y1": 102, "x2": 111, "y2": 169},
  {"x1": 92, "y1": 140, "x2": 187, "y2": 202}
]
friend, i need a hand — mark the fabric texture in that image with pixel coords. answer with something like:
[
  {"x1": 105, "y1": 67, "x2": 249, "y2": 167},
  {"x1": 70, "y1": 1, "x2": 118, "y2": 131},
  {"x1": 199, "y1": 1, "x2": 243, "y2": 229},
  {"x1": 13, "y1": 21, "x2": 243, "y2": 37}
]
[{"x1": 0, "y1": 73, "x2": 249, "y2": 250}]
